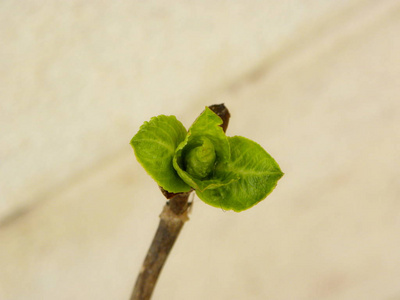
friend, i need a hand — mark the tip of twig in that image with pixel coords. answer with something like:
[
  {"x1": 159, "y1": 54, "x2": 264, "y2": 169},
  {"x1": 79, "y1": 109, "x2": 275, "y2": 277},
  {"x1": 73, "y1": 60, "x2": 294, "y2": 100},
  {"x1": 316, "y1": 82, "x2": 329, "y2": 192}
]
[{"x1": 208, "y1": 103, "x2": 230, "y2": 133}]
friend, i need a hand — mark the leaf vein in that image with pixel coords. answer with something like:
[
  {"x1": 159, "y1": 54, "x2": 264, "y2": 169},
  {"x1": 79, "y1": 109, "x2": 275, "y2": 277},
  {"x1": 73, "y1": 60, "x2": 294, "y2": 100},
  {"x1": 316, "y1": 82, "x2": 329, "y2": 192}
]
[{"x1": 134, "y1": 138, "x2": 175, "y2": 153}]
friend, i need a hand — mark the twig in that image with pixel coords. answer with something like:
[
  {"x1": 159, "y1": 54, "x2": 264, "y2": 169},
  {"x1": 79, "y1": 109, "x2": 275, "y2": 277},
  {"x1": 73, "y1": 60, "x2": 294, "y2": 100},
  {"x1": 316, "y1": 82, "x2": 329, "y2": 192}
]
[
  {"x1": 130, "y1": 104, "x2": 230, "y2": 300},
  {"x1": 130, "y1": 192, "x2": 192, "y2": 300}
]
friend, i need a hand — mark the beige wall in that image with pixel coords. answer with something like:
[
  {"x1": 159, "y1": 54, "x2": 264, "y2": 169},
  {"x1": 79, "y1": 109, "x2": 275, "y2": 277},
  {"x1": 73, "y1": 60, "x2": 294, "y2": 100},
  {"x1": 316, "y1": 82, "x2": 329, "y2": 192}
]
[{"x1": 1, "y1": 1, "x2": 400, "y2": 299}]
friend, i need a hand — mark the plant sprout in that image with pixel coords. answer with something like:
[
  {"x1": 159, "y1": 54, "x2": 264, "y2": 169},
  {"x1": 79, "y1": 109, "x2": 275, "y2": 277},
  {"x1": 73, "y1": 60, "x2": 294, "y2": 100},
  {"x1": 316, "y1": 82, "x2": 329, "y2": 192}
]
[
  {"x1": 131, "y1": 106, "x2": 283, "y2": 212},
  {"x1": 129, "y1": 104, "x2": 283, "y2": 300}
]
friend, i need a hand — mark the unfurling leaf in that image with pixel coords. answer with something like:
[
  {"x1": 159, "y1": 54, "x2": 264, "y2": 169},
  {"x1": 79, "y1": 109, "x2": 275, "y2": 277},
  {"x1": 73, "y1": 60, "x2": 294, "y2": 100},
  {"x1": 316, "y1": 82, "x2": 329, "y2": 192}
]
[
  {"x1": 130, "y1": 115, "x2": 191, "y2": 193},
  {"x1": 184, "y1": 136, "x2": 216, "y2": 179},
  {"x1": 173, "y1": 107, "x2": 236, "y2": 192},
  {"x1": 196, "y1": 136, "x2": 283, "y2": 212}
]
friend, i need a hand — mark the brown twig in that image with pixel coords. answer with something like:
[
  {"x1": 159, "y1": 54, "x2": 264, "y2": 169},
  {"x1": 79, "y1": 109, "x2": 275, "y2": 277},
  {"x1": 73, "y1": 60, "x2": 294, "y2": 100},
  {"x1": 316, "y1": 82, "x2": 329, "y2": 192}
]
[
  {"x1": 130, "y1": 192, "x2": 192, "y2": 300},
  {"x1": 130, "y1": 104, "x2": 230, "y2": 300}
]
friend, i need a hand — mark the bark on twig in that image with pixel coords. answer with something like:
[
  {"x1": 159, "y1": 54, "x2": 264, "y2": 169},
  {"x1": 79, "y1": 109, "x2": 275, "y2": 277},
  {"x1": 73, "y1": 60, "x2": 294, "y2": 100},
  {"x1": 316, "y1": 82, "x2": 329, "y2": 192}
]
[
  {"x1": 130, "y1": 192, "x2": 191, "y2": 300},
  {"x1": 130, "y1": 104, "x2": 230, "y2": 300}
]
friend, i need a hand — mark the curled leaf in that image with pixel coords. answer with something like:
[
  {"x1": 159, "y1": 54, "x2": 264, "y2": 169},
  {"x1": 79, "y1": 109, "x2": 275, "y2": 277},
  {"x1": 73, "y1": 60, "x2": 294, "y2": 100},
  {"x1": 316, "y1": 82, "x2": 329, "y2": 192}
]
[
  {"x1": 184, "y1": 136, "x2": 216, "y2": 179},
  {"x1": 173, "y1": 107, "x2": 237, "y2": 192}
]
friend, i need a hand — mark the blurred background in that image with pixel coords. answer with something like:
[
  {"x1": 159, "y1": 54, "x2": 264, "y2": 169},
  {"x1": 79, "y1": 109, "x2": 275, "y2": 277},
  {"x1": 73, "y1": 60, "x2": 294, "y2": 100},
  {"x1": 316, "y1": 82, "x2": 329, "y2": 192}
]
[{"x1": 1, "y1": 1, "x2": 399, "y2": 299}]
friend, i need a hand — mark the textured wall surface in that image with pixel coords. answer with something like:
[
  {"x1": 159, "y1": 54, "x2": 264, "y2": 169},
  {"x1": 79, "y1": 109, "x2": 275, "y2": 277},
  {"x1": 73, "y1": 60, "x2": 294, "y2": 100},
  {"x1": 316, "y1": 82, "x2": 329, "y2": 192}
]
[{"x1": 1, "y1": 1, "x2": 400, "y2": 299}]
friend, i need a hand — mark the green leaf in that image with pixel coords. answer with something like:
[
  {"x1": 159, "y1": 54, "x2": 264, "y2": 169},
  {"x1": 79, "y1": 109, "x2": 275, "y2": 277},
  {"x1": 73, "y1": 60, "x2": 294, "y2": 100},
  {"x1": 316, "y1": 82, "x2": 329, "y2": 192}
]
[
  {"x1": 196, "y1": 136, "x2": 284, "y2": 212},
  {"x1": 173, "y1": 107, "x2": 236, "y2": 191},
  {"x1": 184, "y1": 136, "x2": 217, "y2": 179},
  {"x1": 130, "y1": 115, "x2": 191, "y2": 193}
]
